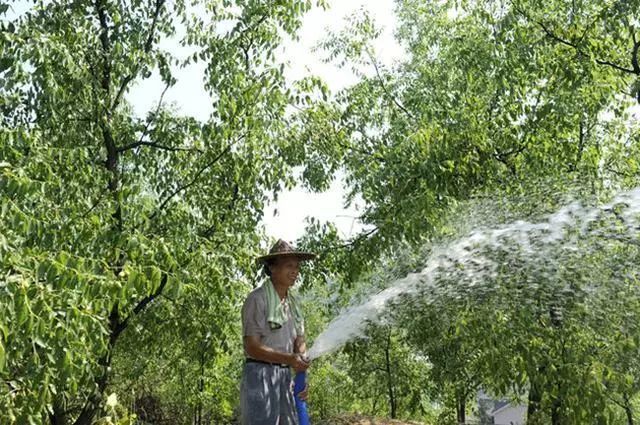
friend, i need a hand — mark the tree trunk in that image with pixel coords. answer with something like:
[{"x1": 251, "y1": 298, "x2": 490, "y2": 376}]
[
  {"x1": 384, "y1": 331, "x2": 397, "y2": 419},
  {"x1": 550, "y1": 400, "x2": 561, "y2": 425},
  {"x1": 456, "y1": 393, "x2": 466, "y2": 424},
  {"x1": 49, "y1": 396, "x2": 67, "y2": 425},
  {"x1": 196, "y1": 349, "x2": 206, "y2": 425},
  {"x1": 527, "y1": 369, "x2": 544, "y2": 421},
  {"x1": 624, "y1": 393, "x2": 634, "y2": 425},
  {"x1": 73, "y1": 305, "x2": 123, "y2": 425},
  {"x1": 72, "y1": 356, "x2": 111, "y2": 425},
  {"x1": 550, "y1": 378, "x2": 564, "y2": 425},
  {"x1": 72, "y1": 3, "x2": 124, "y2": 423}
]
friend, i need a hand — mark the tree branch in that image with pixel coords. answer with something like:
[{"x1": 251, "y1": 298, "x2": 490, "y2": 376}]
[
  {"x1": 231, "y1": 12, "x2": 269, "y2": 46},
  {"x1": 512, "y1": 4, "x2": 638, "y2": 75},
  {"x1": 113, "y1": 272, "x2": 169, "y2": 339},
  {"x1": 604, "y1": 389, "x2": 628, "y2": 410},
  {"x1": 149, "y1": 139, "x2": 239, "y2": 220},
  {"x1": 538, "y1": 20, "x2": 636, "y2": 74},
  {"x1": 336, "y1": 227, "x2": 379, "y2": 251},
  {"x1": 368, "y1": 51, "x2": 415, "y2": 120},
  {"x1": 199, "y1": 182, "x2": 239, "y2": 239},
  {"x1": 117, "y1": 140, "x2": 203, "y2": 154},
  {"x1": 115, "y1": 83, "x2": 202, "y2": 154},
  {"x1": 118, "y1": 81, "x2": 170, "y2": 153},
  {"x1": 81, "y1": 190, "x2": 109, "y2": 218},
  {"x1": 111, "y1": 0, "x2": 166, "y2": 111}
]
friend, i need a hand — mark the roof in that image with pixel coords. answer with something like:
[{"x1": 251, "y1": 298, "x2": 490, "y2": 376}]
[{"x1": 491, "y1": 400, "x2": 511, "y2": 414}]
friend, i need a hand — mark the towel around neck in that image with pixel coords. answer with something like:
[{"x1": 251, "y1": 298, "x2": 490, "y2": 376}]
[{"x1": 263, "y1": 280, "x2": 304, "y2": 336}]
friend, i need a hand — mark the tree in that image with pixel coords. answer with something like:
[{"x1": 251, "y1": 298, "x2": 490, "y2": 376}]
[
  {"x1": 294, "y1": 1, "x2": 640, "y2": 418},
  {"x1": 296, "y1": 235, "x2": 441, "y2": 422},
  {"x1": 0, "y1": 0, "x2": 324, "y2": 423},
  {"x1": 295, "y1": 0, "x2": 639, "y2": 266},
  {"x1": 400, "y1": 301, "x2": 493, "y2": 423},
  {"x1": 342, "y1": 325, "x2": 432, "y2": 420},
  {"x1": 390, "y1": 188, "x2": 640, "y2": 423}
]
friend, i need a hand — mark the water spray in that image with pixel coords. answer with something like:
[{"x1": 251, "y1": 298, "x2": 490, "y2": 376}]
[
  {"x1": 307, "y1": 187, "x2": 640, "y2": 359},
  {"x1": 299, "y1": 187, "x2": 640, "y2": 424}
]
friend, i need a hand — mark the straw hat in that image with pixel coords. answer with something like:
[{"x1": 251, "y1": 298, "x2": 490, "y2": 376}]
[{"x1": 256, "y1": 239, "x2": 317, "y2": 263}]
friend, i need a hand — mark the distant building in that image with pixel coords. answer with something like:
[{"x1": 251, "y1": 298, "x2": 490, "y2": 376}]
[
  {"x1": 477, "y1": 390, "x2": 526, "y2": 425},
  {"x1": 490, "y1": 400, "x2": 526, "y2": 425}
]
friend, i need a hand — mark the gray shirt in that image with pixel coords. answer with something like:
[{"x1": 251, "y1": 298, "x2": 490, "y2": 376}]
[{"x1": 242, "y1": 285, "x2": 299, "y2": 358}]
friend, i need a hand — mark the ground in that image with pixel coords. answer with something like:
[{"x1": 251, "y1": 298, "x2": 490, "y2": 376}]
[{"x1": 316, "y1": 415, "x2": 424, "y2": 425}]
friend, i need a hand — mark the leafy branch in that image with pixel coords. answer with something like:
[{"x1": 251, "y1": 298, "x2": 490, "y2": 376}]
[
  {"x1": 113, "y1": 272, "x2": 170, "y2": 341},
  {"x1": 118, "y1": 141, "x2": 203, "y2": 153},
  {"x1": 367, "y1": 50, "x2": 416, "y2": 121},
  {"x1": 512, "y1": 3, "x2": 639, "y2": 76},
  {"x1": 111, "y1": 0, "x2": 167, "y2": 111},
  {"x1": 149, "y1": 135, "x2": 243, "y2": 220}
]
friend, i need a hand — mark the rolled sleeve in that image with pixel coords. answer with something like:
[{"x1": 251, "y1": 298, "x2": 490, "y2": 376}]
[{"x1": 242, "y1": 292, "x2": 265, "y2": 337}]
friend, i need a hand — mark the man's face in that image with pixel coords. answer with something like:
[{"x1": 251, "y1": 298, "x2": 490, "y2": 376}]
[{"x1": 269, "y1": 257, "x2": 301, "y2": 288}]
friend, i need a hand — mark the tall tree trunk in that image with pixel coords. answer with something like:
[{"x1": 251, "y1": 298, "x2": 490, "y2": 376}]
[
  {"x1": 550, "y1": 378, "x2": 564, "y2": 425},
  {"x1": 626, "y1": 406, "x2": 634, "y2": 425},
  {"x1": 72, "y1": 354, "x2": 112, "y2": 425},
  {"x1": 73, "y1": 2, "x2": 123, "y2": 423},
  {"x1": 72, "y1": 275, "x2": 167, "y2": 425},
  {"x1": 527, "y1": 383, "x2": 543, "y2": 421},
  {"x1": 624, "y1": 393, "x2": 634, "y2": 425},
  {"x1": 384, "y1": 331, "x2": 397, "y2": 419},
  {"x1": 73, "y1": 305, "x2": 122, "y2": 425},
  {"x1": 49, "y1": 396, "x2": 67, "y2": 425},
  {"x1": 456, "y1": 393, "x2": 466, "y2": 424}
]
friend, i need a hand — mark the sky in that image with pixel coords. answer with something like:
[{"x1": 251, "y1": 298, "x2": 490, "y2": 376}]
[
  {"x1": 259, "y1": 0, "x2": 403, "y2": 242},
  {"x1": 126, "y1": 0, "x2": 403, "y2": 243}
]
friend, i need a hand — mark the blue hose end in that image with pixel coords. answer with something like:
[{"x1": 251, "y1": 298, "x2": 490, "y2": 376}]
[{"x1": 294, "y1": 371, "x2": 310, "y2": 425}]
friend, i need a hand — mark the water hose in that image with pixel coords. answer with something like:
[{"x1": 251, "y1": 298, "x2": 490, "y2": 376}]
[{"x1": 294, "y1": 371, "x2": 310, "y2": 425}]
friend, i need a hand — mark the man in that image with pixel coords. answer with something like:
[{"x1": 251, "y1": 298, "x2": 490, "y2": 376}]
[{"x1": 240, "y1": 239, "x2": 316, "y2": 425}]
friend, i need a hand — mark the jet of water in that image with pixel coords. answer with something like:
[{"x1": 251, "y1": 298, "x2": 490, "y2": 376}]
[{"x1": 308, "y1": 187, "x2": 640, "y2": 360}]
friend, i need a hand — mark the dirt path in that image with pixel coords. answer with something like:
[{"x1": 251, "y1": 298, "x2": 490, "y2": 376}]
[{"x1": 316, "y1": 414, "x2": 424, "y2": 425}]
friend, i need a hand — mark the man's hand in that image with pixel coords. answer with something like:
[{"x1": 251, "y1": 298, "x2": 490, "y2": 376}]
[
  {"x1": 297, "y1": 383, "x2": 309, "y2": 401},
  {"x1": 289, "y1": 353, "x2": 310, "y2": 372}
]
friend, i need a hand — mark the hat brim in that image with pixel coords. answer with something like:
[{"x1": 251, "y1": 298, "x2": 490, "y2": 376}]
[{"x1": 256, "y1": 252, "x2": 317, "y2": 263}]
